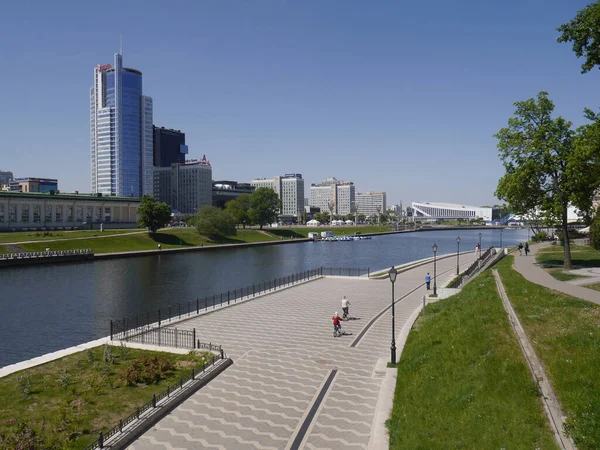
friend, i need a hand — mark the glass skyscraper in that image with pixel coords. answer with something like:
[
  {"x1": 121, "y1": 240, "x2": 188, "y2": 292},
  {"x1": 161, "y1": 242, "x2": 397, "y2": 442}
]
[{"x1": 90, "y1": 52, "x2": 153, "y2": 197}]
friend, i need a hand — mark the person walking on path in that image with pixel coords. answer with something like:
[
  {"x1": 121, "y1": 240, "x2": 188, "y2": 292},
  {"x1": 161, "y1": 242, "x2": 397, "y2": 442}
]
[
  {"x1": 518, "y1": 243, "x2": 523, "y2": 256},
  {"x1": 341, "y1": 295, "x2": 351, "y2": 319},
  {"x1": 158, "y1": 243, "x2": 162, "y2": 251},
  {"x1": 524, "y1": 242, "x2": 529, "y2": 256},
  {"x1": 332, "y1": 312, "x2": 343, "y2": 336},
  {"x1": 425, "y1": 273, "x2": 431, "y2": 290}
]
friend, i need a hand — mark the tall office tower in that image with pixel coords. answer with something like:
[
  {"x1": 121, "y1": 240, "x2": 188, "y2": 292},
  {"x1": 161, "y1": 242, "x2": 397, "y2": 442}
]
[
  {"x1": 250, "y1": 174, "x2": 305, "y2": 218},
  {"x1": 90, "y1": 52, "x2": 153, "y2": 197},
  {"x1": 356, "y1": 191, "x2": 387, "y2": 217},
  {"x1": 309, "y1": 177, "x2": 355, "y2": 216},
  {"x1": 153, "y1": 126, "x2": 188, "y2": 167}
]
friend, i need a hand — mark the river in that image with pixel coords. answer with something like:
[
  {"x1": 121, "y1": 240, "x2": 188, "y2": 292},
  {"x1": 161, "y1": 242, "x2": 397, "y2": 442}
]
[{"x1": 0, "y1": 228, "x2": 529, "y2": 367}]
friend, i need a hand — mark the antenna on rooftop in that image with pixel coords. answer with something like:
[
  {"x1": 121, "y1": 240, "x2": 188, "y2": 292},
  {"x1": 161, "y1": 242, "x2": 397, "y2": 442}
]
[{"x1": 120, "y1": 33, "x2": 123, "y2": 56}]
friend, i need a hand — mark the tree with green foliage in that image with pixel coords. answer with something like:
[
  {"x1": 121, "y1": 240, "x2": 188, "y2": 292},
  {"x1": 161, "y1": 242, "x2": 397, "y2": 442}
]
[
  {"x1": 495, "y1": 91, "x2": 600, "y2": 269},
  {"x1": 194, "y1": 206, "x2": 236, "y2": 239},
  {"x1": 557, "y1": 1, "x2": 600, "y2": 74},
  {"x1": 249, "y1": 187, "x2": 280, "y2": 229},
  {"x1": 225, "y1": 194, "x2": 251, "y2": 228},
  {"x1": 137, "y1": 195, "x2": 172, "y2": 233}
]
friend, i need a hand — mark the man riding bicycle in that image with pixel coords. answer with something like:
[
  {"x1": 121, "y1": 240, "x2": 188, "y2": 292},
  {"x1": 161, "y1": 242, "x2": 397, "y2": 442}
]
[
  {"x1": 341, "y1": 295, "x2": 351, "y2": 319},
  {"x1": 332, "y1": 312, "x2": 343, "y2": 336}
]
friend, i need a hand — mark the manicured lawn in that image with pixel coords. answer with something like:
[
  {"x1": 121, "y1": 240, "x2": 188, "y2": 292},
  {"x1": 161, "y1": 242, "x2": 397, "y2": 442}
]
[
  {"x1": 536, "y1": 245, "x2": 600, "y2": 268},
  {"x1": 545, "y1": 267, "x2": 586, "y2": 282},
  {"x1": 585, "y1": 283, "x2": 600, "y2": 292},
  {"x1": 0, "y1": 345, "x2": 211, "y2": 449},
  {"x1": 0, "y1": 245, "x2": 11, "y2": 254},
  {"x1": 18, "y1": 228, "x2": 278, "y2": 254},
  {"x1": 0, "y1": 229, "x2": 138, "y2": 244},
  {"x1": 388, "y1": 270, "x2": 557, "y2": 449},
  {"x1": 497, "y1": 256, "x2": 600, "y2": 449}
]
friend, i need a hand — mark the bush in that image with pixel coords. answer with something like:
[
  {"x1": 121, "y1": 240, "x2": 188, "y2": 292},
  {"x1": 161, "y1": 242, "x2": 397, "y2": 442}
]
[
  {"x1": 124, "y1": 356, "x2": 174, "y2": 386},
  {"x1": 531, "y1": 231, "x2": 548, "y2": 242},
  {"x1": 0, "y1": 421, "x2": 46, "y2": 449}
]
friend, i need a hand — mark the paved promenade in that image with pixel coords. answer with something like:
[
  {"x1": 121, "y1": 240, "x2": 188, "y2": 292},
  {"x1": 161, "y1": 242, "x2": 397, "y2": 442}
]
[
  {"x1": 129, "y1": 252, "x2": 477, "y2": 449},
  {"x1": 513, "y1": 243, "x2": 600, "y2": 305}
]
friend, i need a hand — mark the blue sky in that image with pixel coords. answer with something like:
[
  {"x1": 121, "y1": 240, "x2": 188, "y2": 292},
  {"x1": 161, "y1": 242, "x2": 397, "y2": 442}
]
[{"x1": 0, "y1": 0, "x2": 595, "y2": 206}]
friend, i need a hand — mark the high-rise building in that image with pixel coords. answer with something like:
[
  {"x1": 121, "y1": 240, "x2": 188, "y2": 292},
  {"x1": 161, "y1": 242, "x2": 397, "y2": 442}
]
[
  {"x1": 153, "y1": 126, "x2": 188, "y2": 167},
  {"x1": 250, "y1": 174, "x2": 305, "y2": 218},
  {"x1": 212, "y1": 181, "x2": 255, "y2": 208},
  {"x1": 90, "y1": 52, "x2": 153, "y2": 198},
  {"x1": 153, "y1": 156, "x2": 212, "y2": 214},
  {"x1": 356, "y1": 192, "x2": 387, "y2": 217},
  {"x1": 309, "y1": 177, "x2": 355, "y2": 216}
]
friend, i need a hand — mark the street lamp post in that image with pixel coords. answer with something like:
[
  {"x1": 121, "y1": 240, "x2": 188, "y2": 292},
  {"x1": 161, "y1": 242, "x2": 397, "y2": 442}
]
[
  {"x1": 82, "y1": 222, "x2": 87, "y2": 250},
  {"x1": 456, "y1": 237, "x2": 461, "y2": 275},
  {"x1": 389, "y1": 266, "x2": 397, "y2": 365},
  {"x1": 478, "y1": 232, "x2": 482, "y2": 260},
  {"x1": 432, "y1": 243, "x2": 438, "y2": 296}
]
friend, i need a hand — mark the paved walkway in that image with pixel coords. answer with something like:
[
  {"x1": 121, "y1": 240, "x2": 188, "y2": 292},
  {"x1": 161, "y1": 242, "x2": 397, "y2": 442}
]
[
  {"x1": 129, "y1": 252, "x2": 477, "y2": 449},
  {"x1": 512, "y1": 243, "x2": 600, "y2": 305}
]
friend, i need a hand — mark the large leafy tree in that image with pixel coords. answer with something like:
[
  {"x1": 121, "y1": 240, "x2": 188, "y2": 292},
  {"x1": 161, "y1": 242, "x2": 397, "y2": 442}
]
[
  {"x1": 557, "y1": 2, "x2": 600, "y2": 73},
  {"x1": 194, "y1": 206, "x2": 236, "y2": 239},
  {"x1": 225, "y1": 194, "x2": 251, "y2": 228},
  {"x1": 137, "y1": 195, "x2": 172, "y2": 233},
  {"x1": 495, "y1": 92, "x2": 598, "y2": 269},
  {"x1": 248, "y1": 187, "x2": 280, "y2": 229}
]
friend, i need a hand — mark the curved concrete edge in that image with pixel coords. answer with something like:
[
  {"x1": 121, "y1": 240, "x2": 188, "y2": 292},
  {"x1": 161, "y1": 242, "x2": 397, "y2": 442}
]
[
  {"x1": 0, "y1": 336, "x2": 110, "y2": 378},
  {"x1": 368, "y1": 302, "x2": 424, "y2": 450},
  {"x1": 370, "y1": 251, "x2": 474, "y2": 279}
]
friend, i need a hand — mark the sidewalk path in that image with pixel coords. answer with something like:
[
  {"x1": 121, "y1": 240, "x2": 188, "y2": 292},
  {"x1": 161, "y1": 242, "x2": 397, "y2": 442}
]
[
  {"x1": 512, "y1": 243, "x2": 600, "y2": 305},
  {"x1": 129, "y1": 252, "x2": 478, "y2": 449}
]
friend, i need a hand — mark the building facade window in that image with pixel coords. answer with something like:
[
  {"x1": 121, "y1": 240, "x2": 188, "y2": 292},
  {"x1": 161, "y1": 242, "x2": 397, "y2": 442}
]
[
  {"x1": 33, "y1": 205, "x2": 41, "y2": 223},
  {"x1": 21, "y1": 205, "x2": 29, "y2": 223},
  {"x1": 56, "y1": 206, "x2": 62, "y2": 222},
  {"x1": 9, "y1": 205, "x2": 17, "y2": 223},
  {"x1": 45, "y1": 205, "x2": 52, "y2": 223}
]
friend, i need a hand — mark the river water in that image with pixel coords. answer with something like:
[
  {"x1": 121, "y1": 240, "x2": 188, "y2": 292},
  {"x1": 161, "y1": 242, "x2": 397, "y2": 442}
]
[{"x1": 0, "y1": 228, "x2": 528, "y2": 367}]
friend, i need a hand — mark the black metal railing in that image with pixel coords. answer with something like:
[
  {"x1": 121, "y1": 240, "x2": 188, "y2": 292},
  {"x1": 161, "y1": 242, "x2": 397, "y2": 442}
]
[
  {"x1": 110, "y1": 268, "x2": 324, "y2": 340},
  {"x1": 447, "y1": 248, "x2": 494, "y2": 288},
  {"x1": 83, "y1": 348, "x2": 225, "y2": 450},
  {"x1": 321, "y1": 267, "x2": 370, "y2": 277},
  {"x1": 0, "y1": 249, "x2": 93, "y2": 260}
]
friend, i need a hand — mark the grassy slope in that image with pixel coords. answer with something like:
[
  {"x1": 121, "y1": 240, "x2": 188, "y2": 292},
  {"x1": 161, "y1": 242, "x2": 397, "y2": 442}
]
[
  {"x1": 496, "y1": 256, "x2": 600, "y2": 449},
  {"x1": 0, "y1": 229, "x2": 137, "y2": 244},
  {"x1": 388, "y1": 270, "x2": 556, "y2": 449},
  {"x1": 19, "y1": 228, "x2": 277, "y2": 254},
  {"x1": 0, "y1": 245, "x2": 11, "y2": 254},
  {"x1": 585, "y1": 283, "x2": 600, "y2": 291},
  {"x1": 17, "y1": 226, "x2": 392, "y2": 254},
  {"x1": 0, "y1": 346, "x2": 211, "y2": 449},
  {"x1": 267, "y1": 225, "x2": 391, "y2": 239}
]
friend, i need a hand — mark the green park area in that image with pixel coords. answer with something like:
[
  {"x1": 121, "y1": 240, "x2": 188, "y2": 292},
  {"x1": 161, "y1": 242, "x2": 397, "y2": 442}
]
[
  {"x1": 0, "y1": 345, "x2": 212, "y2": 449},
  {"x1": 536, "y1": 244, "x2": 600, "y2": 281},
  {"x1": 0, "y1": 229, "x2": 138, "y2": 244},
  {"x1": 388, "y1": 256, "x2": 600, "y2": 449},
  {"x1": 6, "y1": 225, "x2": 391, "y2": 255}
]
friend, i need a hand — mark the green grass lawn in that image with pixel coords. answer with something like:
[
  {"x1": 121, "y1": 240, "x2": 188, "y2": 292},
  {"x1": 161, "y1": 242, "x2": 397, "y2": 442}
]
[
  {"x1": 536, "y1": 245, "x2": 600, "y2": 268},
  {"x1": 545, "y1": 267, "x2": 586, "y2": 282},
  {"x1": 18, "y1": 228, "x2": 277, "y2": 254},
  {"x1": 0, "y1": 229, "x2": 139, "y2": 244},
  {"x1": 388, "y1": 270, "x2": 557, "y2": 449},
  {"x1": 0, "y1": 245, "x2": 11, "y2": 254},
  {"x1": 0, "y1": 345, "x2": 211, "y2": 449},
  {"x1": 584, "y1": 283, "x2": 600, "y2": 292},
  {"x1": 267, "y1": 225, "x2": 391, "y2": 239},
  {"x1": 497, "y1": 256, "x2": 600, "y2": 449}
]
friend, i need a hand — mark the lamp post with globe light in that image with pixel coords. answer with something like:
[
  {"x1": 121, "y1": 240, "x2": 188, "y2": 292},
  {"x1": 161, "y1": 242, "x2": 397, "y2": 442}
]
[
  {"x1": 389, "y1": 266, "x2": 397, "y2": 365},
  {"x1": 432, "y1": 243, "x2": 438, "y2": 296}
]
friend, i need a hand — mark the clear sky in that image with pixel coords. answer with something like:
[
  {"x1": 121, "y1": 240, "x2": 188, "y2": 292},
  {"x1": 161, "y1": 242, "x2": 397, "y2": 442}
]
[{"x1": 0, "y1": 0, "x2": 596, "y2": 206}]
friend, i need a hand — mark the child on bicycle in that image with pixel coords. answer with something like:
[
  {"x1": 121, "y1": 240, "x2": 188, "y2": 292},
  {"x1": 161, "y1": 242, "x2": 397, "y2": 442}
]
[{"x1": 332, "y1": 312, "x2": 343, "y2": 336}]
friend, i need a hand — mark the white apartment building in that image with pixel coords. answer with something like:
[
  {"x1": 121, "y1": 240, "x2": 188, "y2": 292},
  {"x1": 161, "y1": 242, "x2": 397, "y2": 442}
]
[
  {"x1": 153, "y1": 156, "x2": 212, "y2": 215},
  {"x1": 250, "y1": 174, "x2": 305, "y2": 218},
  {"x1": 309, "y1": 177, "x2": 355, "y2": 216},
  {"x1": 356, "y1": 192, "x2": 387, "y2": 217}
]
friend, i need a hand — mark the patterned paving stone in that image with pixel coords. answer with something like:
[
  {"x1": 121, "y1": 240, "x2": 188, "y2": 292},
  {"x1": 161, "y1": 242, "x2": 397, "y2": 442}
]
[{"x1": 129, "y1": 253, "x2": 477, "y2": 449}]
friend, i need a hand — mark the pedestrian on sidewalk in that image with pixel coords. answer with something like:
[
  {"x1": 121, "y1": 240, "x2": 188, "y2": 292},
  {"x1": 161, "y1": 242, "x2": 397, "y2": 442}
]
[
  {"x1": 158, "y1": 244, "x2": 161, "y2": 251},
  {"x1": 524, "y1": 242, "x2": 529, "y2": 255},
  {"x1": 425, "y1": 273, "x2": 431, "y2": 290},
  {"x1": 518, "y1": 243, "x2": 523, "y2": 255}
]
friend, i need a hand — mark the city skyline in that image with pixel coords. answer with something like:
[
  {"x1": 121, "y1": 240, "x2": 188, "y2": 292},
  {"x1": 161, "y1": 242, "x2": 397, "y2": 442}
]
[{"x1": 0, "y1": 1, "x2": 595, "y2": 206}]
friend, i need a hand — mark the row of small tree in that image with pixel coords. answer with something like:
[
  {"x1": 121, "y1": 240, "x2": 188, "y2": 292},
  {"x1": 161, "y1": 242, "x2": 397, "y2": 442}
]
[{"x1": 496, "y1": 2, "x2": 600, "y2": 266}]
